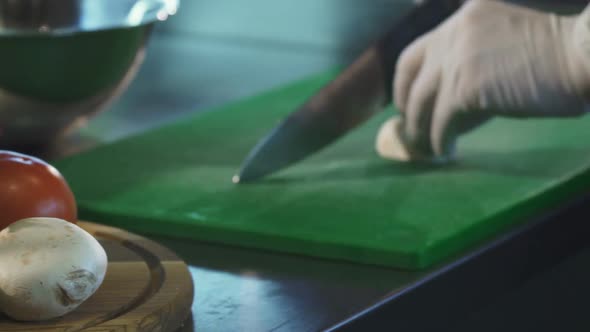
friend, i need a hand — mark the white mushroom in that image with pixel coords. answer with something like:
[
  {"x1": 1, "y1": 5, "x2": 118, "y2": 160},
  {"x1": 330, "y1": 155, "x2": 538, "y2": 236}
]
[
  {"x1": 0, "y1": 217, "x2": 107, "y2": 321},
  {"x1": 375, "y1": 116, "x2": 414, "y2": 162},
  {"x1": 375, "y1": 116, "x2": 449, "y2": 163}
]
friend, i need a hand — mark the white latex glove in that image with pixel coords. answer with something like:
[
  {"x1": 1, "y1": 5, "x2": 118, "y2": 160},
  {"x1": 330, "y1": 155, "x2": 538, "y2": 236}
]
[{"x1": 376, "y1": 0, "x2": 590, "y2": 162}]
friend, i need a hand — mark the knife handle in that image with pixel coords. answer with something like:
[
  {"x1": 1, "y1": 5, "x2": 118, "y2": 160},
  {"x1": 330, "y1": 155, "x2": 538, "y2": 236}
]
[{"x1": 375, "y1": 0, "x2": 464, "y2": 102}]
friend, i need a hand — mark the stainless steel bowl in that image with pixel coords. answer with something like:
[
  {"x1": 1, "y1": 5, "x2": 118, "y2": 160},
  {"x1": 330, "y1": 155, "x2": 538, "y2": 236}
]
[{"x1": 0, "y1": 0, "x2": 179, "y2": 149}]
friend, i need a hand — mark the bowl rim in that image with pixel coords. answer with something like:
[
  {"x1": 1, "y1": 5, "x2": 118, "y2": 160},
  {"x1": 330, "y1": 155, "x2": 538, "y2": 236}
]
[{"x1": 0, "y1": 0, "x2": 179, "y2": 36}]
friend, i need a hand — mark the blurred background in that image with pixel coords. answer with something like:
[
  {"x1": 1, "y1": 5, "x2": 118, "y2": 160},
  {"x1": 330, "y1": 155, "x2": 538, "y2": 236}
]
[
  {"x1": 77, "y1": 0, "x2": 416, "y2": 146},
  {"x1": 64, "y1": 0, "x2": 585, "y2": 150},
  {"x1": 1, "y1": 0, "x2": 581, "y2": 156}
]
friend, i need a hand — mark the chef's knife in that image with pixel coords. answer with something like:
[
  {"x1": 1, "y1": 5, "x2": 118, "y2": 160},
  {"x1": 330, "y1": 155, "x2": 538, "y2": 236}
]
[{"x1": 234, "y1": 0, "x2": 464, "y2": 183}]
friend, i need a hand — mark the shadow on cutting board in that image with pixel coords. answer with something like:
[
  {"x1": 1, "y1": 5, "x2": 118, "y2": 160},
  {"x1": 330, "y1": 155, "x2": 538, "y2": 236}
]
[{"x1": 255, "y1": 146, "x2": 587, "y2": 185}]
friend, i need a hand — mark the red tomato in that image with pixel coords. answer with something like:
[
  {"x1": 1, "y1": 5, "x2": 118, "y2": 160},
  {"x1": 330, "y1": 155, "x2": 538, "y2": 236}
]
[{"x1": 0, "y1": 150, "x2": 77, "y2": 230}]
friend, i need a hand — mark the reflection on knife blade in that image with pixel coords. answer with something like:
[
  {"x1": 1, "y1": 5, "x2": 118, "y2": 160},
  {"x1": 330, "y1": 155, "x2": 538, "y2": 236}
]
[{"x1": 235, "y1": 0, "x2": 463, "y2": 183}]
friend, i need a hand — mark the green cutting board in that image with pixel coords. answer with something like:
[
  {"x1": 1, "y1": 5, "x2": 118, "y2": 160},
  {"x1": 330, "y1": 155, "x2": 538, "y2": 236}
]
[{"x1": 55, "y1": 70, "x2": 590, "y2": 270}]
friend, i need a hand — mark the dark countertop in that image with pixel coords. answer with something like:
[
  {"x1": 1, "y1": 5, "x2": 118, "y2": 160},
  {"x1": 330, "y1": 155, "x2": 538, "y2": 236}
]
[{"x1": 48, "y1": 1, "x2": 590, "y2": 331}]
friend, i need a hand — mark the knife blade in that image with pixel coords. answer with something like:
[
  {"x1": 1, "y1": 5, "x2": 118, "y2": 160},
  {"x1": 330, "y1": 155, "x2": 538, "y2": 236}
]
[{"x1": 234, "y1": 0, "x2": 463, "y2": 184}]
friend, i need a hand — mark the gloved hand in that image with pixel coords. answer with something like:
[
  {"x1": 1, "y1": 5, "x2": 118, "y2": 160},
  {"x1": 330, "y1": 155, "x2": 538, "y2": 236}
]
[{"x1": 376, "y1": 0, "x2": 590, "y2": 162}]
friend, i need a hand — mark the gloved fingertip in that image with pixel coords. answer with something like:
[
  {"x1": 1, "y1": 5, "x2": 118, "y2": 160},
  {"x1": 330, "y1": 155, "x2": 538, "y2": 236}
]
[
  {"x1": 401, "y1": 122, "x2": 419, "y2": 148},
  {"x1": 433, "y1": 135, "x2": 457, "y2": 164}
]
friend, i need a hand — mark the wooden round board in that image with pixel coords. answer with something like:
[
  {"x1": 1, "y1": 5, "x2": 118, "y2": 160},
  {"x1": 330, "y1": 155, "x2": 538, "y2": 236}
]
[{"x1": 0, "y1": 221, "x2": 194, "y2": 332}]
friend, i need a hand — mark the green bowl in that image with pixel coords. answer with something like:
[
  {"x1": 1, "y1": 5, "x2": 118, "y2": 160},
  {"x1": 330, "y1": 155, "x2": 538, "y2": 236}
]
[
  {"x1": 0, "y1": 26, "x2": 150, "y2": 102},
  {"x1": 0, "y1": 25, "x2": 152, "y2": 149},
  {"x1": 0, "y1": 0, "x2": 179, "y2": 150}
]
